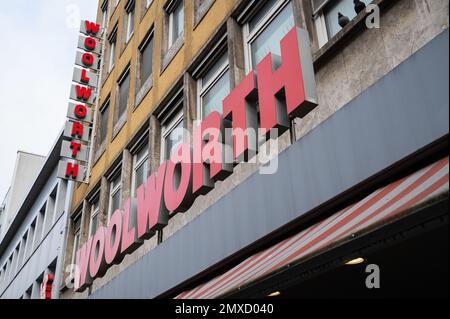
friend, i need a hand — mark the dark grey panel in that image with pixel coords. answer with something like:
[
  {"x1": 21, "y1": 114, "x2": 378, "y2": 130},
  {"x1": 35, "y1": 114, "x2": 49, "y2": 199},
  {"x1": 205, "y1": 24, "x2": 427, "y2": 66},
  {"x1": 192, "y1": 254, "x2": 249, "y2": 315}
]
[{"x1": 90, "y1": 30, "x2": 449, "y2": 299}]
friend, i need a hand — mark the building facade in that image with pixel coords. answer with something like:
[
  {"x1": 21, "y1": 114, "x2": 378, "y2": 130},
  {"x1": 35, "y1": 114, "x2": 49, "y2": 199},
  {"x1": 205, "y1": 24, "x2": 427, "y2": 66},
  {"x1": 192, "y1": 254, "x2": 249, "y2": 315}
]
[
  {"x1": 59, "y1": 0, "x2": 449, "y2": 299},
  {"x1": 0, "y1": 134, "x2": 73, "y2": 299}
]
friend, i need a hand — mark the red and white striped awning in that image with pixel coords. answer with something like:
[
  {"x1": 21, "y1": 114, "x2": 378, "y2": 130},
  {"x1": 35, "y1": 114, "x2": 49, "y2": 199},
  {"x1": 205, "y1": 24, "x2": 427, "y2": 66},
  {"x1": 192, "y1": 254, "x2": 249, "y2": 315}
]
[{"x1": 176, "y1": 157, "x2": 449, "y2": 299}]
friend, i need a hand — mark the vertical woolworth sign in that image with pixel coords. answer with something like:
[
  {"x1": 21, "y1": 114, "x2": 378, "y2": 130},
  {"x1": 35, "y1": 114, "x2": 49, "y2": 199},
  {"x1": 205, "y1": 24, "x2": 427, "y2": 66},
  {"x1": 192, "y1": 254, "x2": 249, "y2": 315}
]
[{"x1": 58, "y1": 20, "x2": 102, "y2": 183}]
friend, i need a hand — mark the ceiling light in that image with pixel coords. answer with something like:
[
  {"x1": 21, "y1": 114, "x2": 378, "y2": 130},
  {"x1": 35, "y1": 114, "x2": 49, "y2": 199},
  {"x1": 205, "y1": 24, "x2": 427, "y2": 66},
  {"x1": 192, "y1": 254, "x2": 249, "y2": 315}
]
[
  {"x1": 345, "y1": 257, "x2": 365, "y2": 265},
  {"x1": 267, "y1": 291, "x2": 281, "y2": 297}
]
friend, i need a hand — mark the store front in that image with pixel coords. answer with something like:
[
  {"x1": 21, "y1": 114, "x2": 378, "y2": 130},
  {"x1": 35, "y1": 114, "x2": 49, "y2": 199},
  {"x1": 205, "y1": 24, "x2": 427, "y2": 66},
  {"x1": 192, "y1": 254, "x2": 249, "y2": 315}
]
[{"x1": 87, "y1": 29, "x2": 449, "y2": 299}]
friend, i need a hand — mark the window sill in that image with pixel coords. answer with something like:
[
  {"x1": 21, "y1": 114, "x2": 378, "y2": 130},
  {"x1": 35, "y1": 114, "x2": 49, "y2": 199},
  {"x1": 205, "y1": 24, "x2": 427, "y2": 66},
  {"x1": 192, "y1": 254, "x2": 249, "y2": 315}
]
[
  {"x1": 313, "y1": 0, "x2": 388, "y2": 69},
  {"x1": 134, "y1": 76, "x2": 153, "y2": 111},
  {"x1": 160, "y1": 36, "x2": 184, "y2": 74},
  {"x1": 141, "y1": 2, "x2": 153, "y2": 22},
  {"x1": 93, "y1": 141, "x2": 107, "y2": 166},
  {"x1": 111, "y1": 113, "x2": 127, "y2": 141},
  {"x1": 193, "y1": 0, "x2": 216, "y2": 30}
]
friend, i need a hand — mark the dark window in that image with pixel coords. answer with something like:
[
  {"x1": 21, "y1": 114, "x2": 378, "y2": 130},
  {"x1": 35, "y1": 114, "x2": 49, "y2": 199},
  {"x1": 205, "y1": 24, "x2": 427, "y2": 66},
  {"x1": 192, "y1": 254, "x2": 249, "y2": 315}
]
[
  {"x1": 118, "y1": 68, "x2": 131, "y2": 118},
  {"x1": 140, "y1": 33, "x2": 154, "y2": 87}
]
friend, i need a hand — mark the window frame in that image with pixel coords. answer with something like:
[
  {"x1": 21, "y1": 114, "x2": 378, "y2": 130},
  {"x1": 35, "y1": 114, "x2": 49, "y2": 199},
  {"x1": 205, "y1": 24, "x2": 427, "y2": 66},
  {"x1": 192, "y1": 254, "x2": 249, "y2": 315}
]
[
  {"x1": 242, "y1": 0, "x2": 293, "y2": 73},
  {"x1": 108, "y1": 26, "x2": 118, "y2": 72},
  {"x1": 116, "y1": 65, "x2": 131, "y2": 123},
  {"x1": 101, "y1": 0, "x2": 109, "y2": 30},
  {"x1": 88, "y1": 195, "x2": 100, "y2": 236},
  {"x1": 97, "y1": 96, "x2": 111, "y2": 149},
  {"x1": 107, "y1": 169, "x2": 122, "y2": 221},
  {"x1": 167, "y1": 0, "x2": 184, "y2": 48},
  {"x1": 160, "y1": 109, "x2": 184, "y2": 163},
  {"x1": 69, "y1": 211, "x2": 82, "y2": 279},
  {"x1": 131, "y1": 144, "x2": 149, "y2": 196},
  {"x1": 125, "y1": 0, "x2": 135, "y2": 43},
  {"x1": 196, "y1": 52, "x2": 230, "y2": 120},
  {"x1": 138, "y1": 28, "x2": 155, "y2": 88}
]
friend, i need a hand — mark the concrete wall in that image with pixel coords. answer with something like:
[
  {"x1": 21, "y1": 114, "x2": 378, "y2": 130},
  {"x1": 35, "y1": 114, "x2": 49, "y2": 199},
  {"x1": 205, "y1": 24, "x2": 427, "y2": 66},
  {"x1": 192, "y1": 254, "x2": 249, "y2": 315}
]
[
  {"x1": 61, "y1": 0, "x2": 449, "y2": 298},
  {"x1": 0, "y1": 152, "x2": 45, "y2": 240},
  {"x1": 0, "y1": 165, "x2": 71, "y2": 299}
]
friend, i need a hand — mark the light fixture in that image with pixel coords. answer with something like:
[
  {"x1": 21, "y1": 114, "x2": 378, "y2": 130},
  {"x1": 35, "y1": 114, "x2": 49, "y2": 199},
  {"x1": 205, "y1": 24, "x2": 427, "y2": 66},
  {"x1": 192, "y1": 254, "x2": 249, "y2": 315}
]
[
  {"x1": 267, "y1": 291, "x2": 281, "y2": 297},
  {"x1": 345, "y1": 257, "x2": 365, "y2": 265}
]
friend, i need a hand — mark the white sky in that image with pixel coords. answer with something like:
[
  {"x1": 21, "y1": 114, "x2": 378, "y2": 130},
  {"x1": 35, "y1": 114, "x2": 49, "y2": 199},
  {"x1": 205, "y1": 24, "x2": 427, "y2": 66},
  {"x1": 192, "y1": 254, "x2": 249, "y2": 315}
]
[{"x1": 0, "y1": 0, "x2": 97, "y2": 200}]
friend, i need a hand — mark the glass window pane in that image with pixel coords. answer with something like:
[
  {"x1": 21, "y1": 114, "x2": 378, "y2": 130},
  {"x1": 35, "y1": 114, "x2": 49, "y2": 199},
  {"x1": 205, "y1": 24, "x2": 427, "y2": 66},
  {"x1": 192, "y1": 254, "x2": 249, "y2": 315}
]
[
  {"x1": 90, "y1": 214, "x2": 99, "y2": 236},
  {"x1": 250, "y1": 2, "x2": 294, "y2": 67},
  {"x1": 172, "y1": 2, "x2": 184, "y2": 42},
  {"x1": 140, "y1": 36, "x2": 153, "y2": 85},
  {"x1": 129, "y1": 10, "x2": 134, "y2": 36},
  {"x1": 100, "y1": 103, "x2": 109, "y2": 144},
  {"x1": 324, "y1": 0, "x2": 370, "y2": 39},
  {"x1": 134, "y1": 161, "x2": 148, "y2": 192},
  {"x1": 202, "y1": 52, "x2": 228, "y2": 86},
  {"x1": 249, "y1": 0, "x2": 280, "y2": 31},
  {"x1": 202, "y1": 70, "x2": 230, "y2": 118},
  {"x1": 111, "y1": 190, "x2": 121, "y2": 213},
  {"x1": 165, "y1": 120, "x2": 183, "y2": 160},
  {"x1": 118, "y1": 72, "x2": 130, "y2": 117}
]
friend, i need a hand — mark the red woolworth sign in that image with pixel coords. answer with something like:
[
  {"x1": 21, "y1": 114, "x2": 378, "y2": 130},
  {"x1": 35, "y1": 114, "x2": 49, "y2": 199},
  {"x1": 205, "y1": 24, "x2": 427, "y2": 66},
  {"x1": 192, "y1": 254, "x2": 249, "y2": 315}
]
[
  {"x1": 73, "y1": 27, "x2": 318, "y2": 291},
  {"x1": 40, "y1": 274, "x2": 54, "y2": 300},
  {"x1": 57, "y1": 20, "x2": 102, "y2": 183}
]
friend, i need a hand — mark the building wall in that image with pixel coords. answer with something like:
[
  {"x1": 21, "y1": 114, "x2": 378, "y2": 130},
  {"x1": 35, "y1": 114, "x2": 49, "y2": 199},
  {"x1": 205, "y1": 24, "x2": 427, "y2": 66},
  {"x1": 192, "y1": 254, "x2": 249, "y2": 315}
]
[
  {"x1": 0, "y1": 166, "x2": 72, "y2": 299},
  {"x1": 61, "y1": 0, "x2": 449, "y2": 298},
  {"x1": 0, "y1": 152, "x2": 45, "y2": 241}
]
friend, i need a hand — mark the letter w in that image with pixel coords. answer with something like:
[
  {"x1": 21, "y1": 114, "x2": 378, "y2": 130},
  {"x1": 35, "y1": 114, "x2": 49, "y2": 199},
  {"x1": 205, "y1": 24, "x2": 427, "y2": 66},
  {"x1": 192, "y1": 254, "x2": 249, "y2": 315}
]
[
  {"x1": 76, "y1": 85, "x2": 92, "y2": 101},
  {"x1": 74, "y1": 237, "x2": 92, "y2": 292}
]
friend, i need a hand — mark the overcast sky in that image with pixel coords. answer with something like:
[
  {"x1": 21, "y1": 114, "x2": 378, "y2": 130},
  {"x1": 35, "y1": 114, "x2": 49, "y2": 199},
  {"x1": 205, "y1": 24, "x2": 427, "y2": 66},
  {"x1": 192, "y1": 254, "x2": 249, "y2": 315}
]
[{"x1": 0, "y1": 1, "x2": 97, "y2": 200}]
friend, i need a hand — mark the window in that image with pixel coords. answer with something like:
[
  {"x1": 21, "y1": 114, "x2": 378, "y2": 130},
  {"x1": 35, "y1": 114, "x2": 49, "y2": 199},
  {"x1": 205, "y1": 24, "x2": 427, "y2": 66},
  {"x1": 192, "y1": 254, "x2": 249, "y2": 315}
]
[
  {"x1": 161, "y1": 110, "x2": 184, "y2": 162},
  {"x1": 197, "y1": 50, "x2": 230, "y2": 119},
  {"x1": 139, "y1": 30, "x2": 154, "y2": 89},
  {"x1": 116, "y1": 66, "x2": 131, "y2": 123},
  {"x1": 70, "y1": 212, "x2": 82, "y2": 278},
  {"x1": 108, "y1": 172, "x2": 122, "y2": 221},
  {"x1": 313, "y1": 0, "x2": 370, "y2": 47},
  {"x1": 125, "y1": 0, "x2": 135, "y2": 43},
  {"x1": 132, "y1": 145, "x2": 149, "y2": 196},
  {"x1": 108, "y1": 26, "x2": 118, "y2": 72},
  {"x1": 98, "y1": 98, "x2": 110, "y2": 148},
  {"x1": 243, "y1": 0, "x2": 295, "y2": 71},
  {"x1": 89, "y1": 197, "x2": 100, "y2": 236},
  {"x1": 167, "y1": 0, "x2": 184, "y2": 48},
  {"x1": 26, "y1": 219, "x2": 36, "y2": 258},
  {"x1": 101, "y1": 0, "x2": 109, "y2": 29}
]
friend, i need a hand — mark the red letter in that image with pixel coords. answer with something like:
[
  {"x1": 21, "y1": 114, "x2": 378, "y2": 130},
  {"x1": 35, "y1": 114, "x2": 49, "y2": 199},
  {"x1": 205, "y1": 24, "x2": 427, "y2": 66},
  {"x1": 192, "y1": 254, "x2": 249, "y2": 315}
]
[
  {"x1": 105, "y1": 209, "x2": 123, "y2": 265},
  {"x1": 85, "y1": 20, "x2": 100, "y2": 36},
  {"x1": 70, "y1": 142, "x2": 81, "y2": 157},
  {"x1": 89, "y1": 226, "x2": 107, "y2": 279},
  {"x1": 222, "y1": 72, "x2": 258, "y2": 162},
  {"x1": 65, "y1": 162, "x2": 79, "y2": 179},
  {"x1": 80, "y1": 69, "x2": 90, "y2": 84},
  {"x1": 136, "y1": 163, "x2": 168, "y2": 240},
  {"x1": 257, "y1": 27, "x2": 317, "y2": 137},
  {"x1": 76, "y1": 85, "x2": 92, "y2": 101},
  {"x1": 71, "y1": 122, "x2": 84, "y2": 139},
  {"x1": 74, "y1": 104, "x2": 87, "y2": 119},
  {"x1": 82, "y1": 53, "x2": 94, "y2": 67},
  {"x1": 164, "y1": 144, "x2": 194, "y2": 214},
  {"x1": 192, "y1": 111, "x2": 232, "y2": 196},
  {"x1": 84, "y1": 37, "x2": 97, "y2": 51},
  {"x1": 121, "y1": 198, "x2": 142, "y2": 255},
  {"x1": 74, "y1": 237, "x2": 92, "y2": 291}
]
